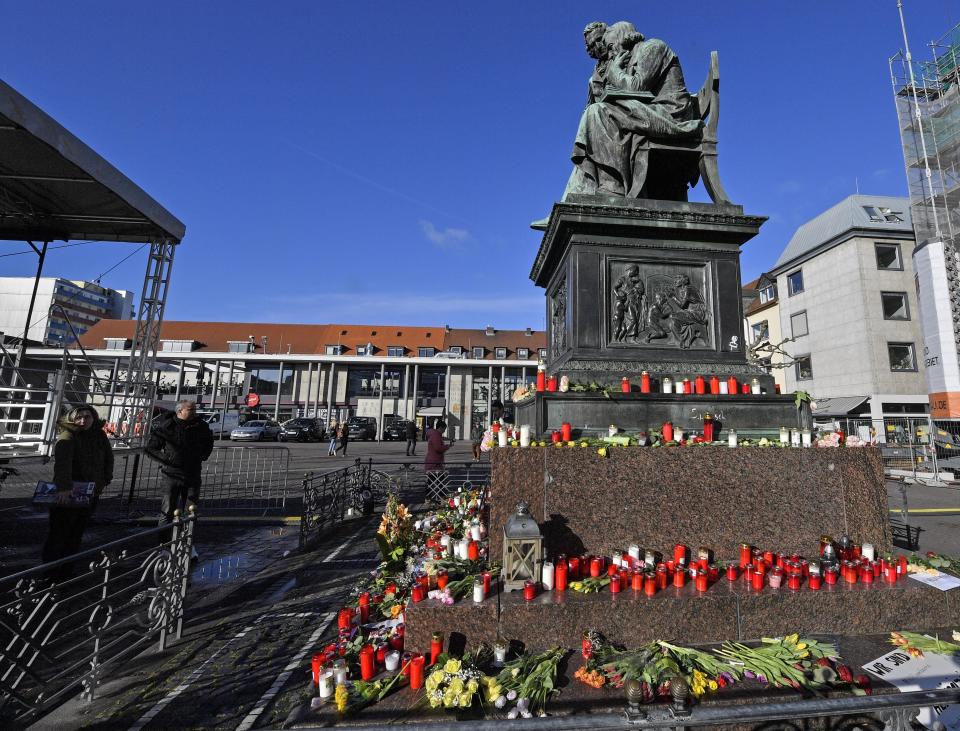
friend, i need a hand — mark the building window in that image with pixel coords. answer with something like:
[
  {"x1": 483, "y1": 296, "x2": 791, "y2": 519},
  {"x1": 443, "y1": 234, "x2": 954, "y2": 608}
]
[
  {"x1": 750, "y1": 320, "x2": 769, "y2": 343},
  {"x1": 790, "y1": 311, "x2": 808, "y2": 338},
  {"x1": 875, "y1": 243, "x2": 903, "y2": 271},
  {"x1": 863, "y1": 206, "x2": 904, "y2": 223},
  {"x1": 538, "y1": 348, "x2": 547, "y2": 359},
  {"x1": 888, "y1": 342, "x2": 917, "y2": 371},
  {"x1": 881, "y1": 292, "x2": 910, "y2": 320},
  {"x1": 356, "y1": 344, "x2": 373, "y2": 356},
  {"x1": 104, "y1": 338, "x2": 129, "y2": 350},
  {"x1": 387, "y1": 346, "x2": 404, "y2": 357},
  {"x1": 495, "y1": 347, "x2": 507, "y2": 359},
  {"x1": 417, "y1": 347, "x2": 435, "y2": 358},
  {"x1": 795, "y1": 355, "x2": 813, "y2": 380},
  {"x1": 517, "y1": 347, "x2": 530, "y2": 360},
  {"x1": 758, "y1": 284, "x2": 777, "y2": 304},
  {"x1": 472, "y1": 346, "x2": 485, "y2": 359},
  {"x1": 787, "y1": 270, "x2": 804, "y2": 296},
  {"x1": 227, "y1": 341, "x2": 254, "y2": 353},
  {"x1": 160, "y1": 340, "x2": 194, "y2": 353},
  {"x1": 325, "y1": 345, "x2": 341, "y2": 355}
]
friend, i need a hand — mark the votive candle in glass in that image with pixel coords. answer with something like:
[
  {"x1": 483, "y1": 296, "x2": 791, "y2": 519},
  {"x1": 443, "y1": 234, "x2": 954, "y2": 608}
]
[
  {"x1": 473, "y1": 578, "x2": 485, "y2": 603},
  {"x1": 318, "y1": 669, "x2": 334, "y2": 699},
  {"x1": 542, "y1": 560, "x2": 555, "y2": 591},
  {"x1": 385, "y1": 651, "x2": 400, "y2": 672},
  {"x1": 728, "y1": 429, "x2": 738, "y2": 448}
]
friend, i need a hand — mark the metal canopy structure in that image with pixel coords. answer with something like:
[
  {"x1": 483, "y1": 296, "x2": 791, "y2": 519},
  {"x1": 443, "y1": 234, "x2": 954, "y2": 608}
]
[
  {"x1": 0, "y1": 79, "x2": 184, "y2": 244},
  {"x1": 0, "y1": 78, "x2": 184, "y2": 457}
]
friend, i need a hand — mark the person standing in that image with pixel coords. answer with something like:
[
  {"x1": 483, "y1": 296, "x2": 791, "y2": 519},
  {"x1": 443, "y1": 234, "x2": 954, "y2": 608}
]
[
  {"x1": 147, "y1": 399, "x2": 214, "y2": 536},
  {"x1": 424, "y1": 418, "x2": 453, "y2": 472},
  {"x1": 337, "y1": 421, "x2": 349, "y2": 457},
  {"x1": 405, "y1": 419, "x2": 418, "y2": 457},
  {"x1": 327, "y1": 420, "x2": 339, "y2": 456},
  {"x1": 42, "y1": 405, "x2": 114, "y2": 574}
]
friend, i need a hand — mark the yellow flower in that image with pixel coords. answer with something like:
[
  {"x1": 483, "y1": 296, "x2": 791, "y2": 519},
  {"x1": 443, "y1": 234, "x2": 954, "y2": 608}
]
[
  {"x1": 467, "y1": 679, "x2": 478, "y2": 694},
  {"x1": 567, "y1": 441, "x2": 576, "y2": 447},
  {"x1": 579, "y1": 441, "x2": 588, "y2": 447},
  {"x1": 708, "y1": 680, "x2": 718, "y2": 692},
  {"x1": 449, "y1": 677, "x2": 465, "y2": 695},
  {"x1": 597, "y1": 447, "x2": 608, "y2": 458},
  {"x1": 795, "y1": 642, "x2": 807, "y2": 650},
  {"x1": 512, "y1": 667, "x2": 520, "y2": 678},
  {"x1": 335, "y1": 682, "x2": 349, "y2": 713},
  {"x1": 443, "y1": 659, "x2": 462, "y2": 675},
  {"x1": 554, "y1": 442, "x2": 564, "y2": 449},
  {"x1": 390, "y1": 604, "x2": 403, "y2": 618},
  {"x1": 458, "y1": 692, "x2": 473, "y2": 707},
  {"x1": 786, "y1": 633, "x2": 799, "y2": 645}
]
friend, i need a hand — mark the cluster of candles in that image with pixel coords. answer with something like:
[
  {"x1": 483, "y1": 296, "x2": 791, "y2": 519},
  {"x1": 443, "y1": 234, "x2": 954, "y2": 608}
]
[
  {"x1": 409, "y1": 569, "x2": 495, "y2": 604},
  {"x1": 528, "y1": 535, "x2": 907, "y2": 600},
  {"x1": 492, "y1": 422, "x2": 533, "y2": 447},
  {"x1": 661, "y1": 421, "x2": 814, "y2": 448},
  {"x1": 534, "y1": 366, "x2": 779, "y2": 396}
]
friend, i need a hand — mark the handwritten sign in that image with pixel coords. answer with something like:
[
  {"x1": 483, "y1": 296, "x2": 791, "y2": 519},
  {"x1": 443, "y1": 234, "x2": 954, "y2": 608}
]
[
  {"x1": 863, "y1": 646, "x2": 960, "y2": 730},
  {"x1": 909, "y1": 570, "x2": 960, "y2": 592}
]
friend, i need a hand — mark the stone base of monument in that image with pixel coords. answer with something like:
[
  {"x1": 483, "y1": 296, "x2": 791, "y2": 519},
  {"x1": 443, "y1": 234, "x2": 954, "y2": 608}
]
[{"x1": 513, "y1": 390, "x2": 806, "y2": 439}]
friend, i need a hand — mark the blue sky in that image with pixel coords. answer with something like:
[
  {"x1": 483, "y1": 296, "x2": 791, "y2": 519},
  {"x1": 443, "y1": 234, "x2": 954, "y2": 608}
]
[{"x1": 2, "y1": 1, "x2": 958, "y2": 330}]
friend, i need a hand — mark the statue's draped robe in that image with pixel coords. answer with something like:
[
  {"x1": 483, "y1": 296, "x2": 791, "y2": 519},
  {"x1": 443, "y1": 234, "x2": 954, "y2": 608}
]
[{"x1": 564, "y1": 39, "x2": 701, "y2": 199}]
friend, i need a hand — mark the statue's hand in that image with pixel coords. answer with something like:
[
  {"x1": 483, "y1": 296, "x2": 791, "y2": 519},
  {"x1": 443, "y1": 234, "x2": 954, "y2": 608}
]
[{"x1": 615, "y1": 49, "x2": 631, "y2": 69}]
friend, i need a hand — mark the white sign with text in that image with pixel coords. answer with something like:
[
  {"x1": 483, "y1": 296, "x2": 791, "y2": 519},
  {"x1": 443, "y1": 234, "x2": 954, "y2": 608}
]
[{"x1": 862, "y1": 646, "x2": 960, "y2": 731}]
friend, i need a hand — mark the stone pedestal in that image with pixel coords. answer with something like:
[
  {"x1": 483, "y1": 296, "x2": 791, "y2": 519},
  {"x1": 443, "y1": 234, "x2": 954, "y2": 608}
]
[{"x1": 532, "y1": 194, "x2": 769, "y2": 387}]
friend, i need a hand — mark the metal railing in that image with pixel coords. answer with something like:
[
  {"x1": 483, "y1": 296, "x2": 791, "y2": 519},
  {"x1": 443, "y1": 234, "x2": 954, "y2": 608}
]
[
  {"x1": 832, "y1": 416, "x2": 960, "y2": 481},
  {"x1": 0, "y1": 510, "x2": 196, "y2": 725},
  {"x1": 360, "y1": 460, "x2": 492, "y2": 504},
  {"x1": 122, "y1": 446, "x2": 292, "y2": 517},
  {"x1": 292, "y1": 686, "x2": 960, "y2": 731}
]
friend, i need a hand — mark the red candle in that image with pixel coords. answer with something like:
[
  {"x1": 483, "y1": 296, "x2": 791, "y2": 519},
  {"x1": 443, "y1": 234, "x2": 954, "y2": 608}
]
[
  {"x1": 744, "y1": 563, "x2": 754, "y2": 582},
  {"x1": 897, "y1": 555, "x2": 908, "y2": 575},
  {"x1": 409, "y1": 654, "x2": 425, "y2": 690},
  {"x1": 547, "y1": 376, "x2": 558, "y2": 392},
  {"x1": 411, "y1": 585, "x2": 425, "y2": 602},
  {"x1": 640, "y1": 371, "x2": 651, "y2": 393},
  {"x1": 430, "y1": 633, "x2": 443, "y2": 666},
  {"x1": 554, "y1": 560, "x2": 568, "y2": 591},
  {"x1": 808, "y1": 574, "x2": 822, "y2": 590},
  {"x1": 763, "y1": 550, "x2": 775, "y2": 566},
  {"x1": 843, "y1": 563, "x2": 858, "y2": 584},
  {"x1": 702, "y1": 414, "x2": 715, "y2": 441},
  {"x1": 360, "y1": 644, "x2": 375, "y2": 680},
  {"x1": 390, "y1": 631, "x2": 404, "y2": 652},
  {"x1": 673, "y1": 543, "x2": 687, "y2": 566},
  {"x1": 436, "y1": 571, "x2": 449, "y2": 590},
  {"x1": 375, "y1": 643, "x2": 387, "y2": 667},
  {"x1": 751, "y1": 569, "x2": 764, "y2": 591},
  {"x1": 644, "y1": 575, "x2": 657, "y2": 596},
  {"x1": 536, "y1": 370, "x2": 546, "y2": 392},
  {"x1": 560, "y1": 422, "x2": 572, "y2": 441},
  {"x1": 589, "y1": 556, "x2": 603, "y2": 577},
  {"x1": 787, "y1": 574, "x2": 802, "y2": 591},
  {"x1": 683, "y1": 378, "x2": 692, "y2": 394},
  {"x1": 492, "y1": 422, "x2": 501, "y2": 434},
  {"x1": 567, "y1": 555, "x2": 580, "y2": 579},
  {"x1": 385, "y1": 582, "x2": 397, "y2": 595},
  {"x1": 695, "y1": 573, "x2": 708, "y2": 592},
  {"x1": 662, "y1": 422, "x2": 674, "y2": 442},
  {"x1": 632, "y1": 570, "x2": 644, "y2": 591},
  {"x1": 861, "y1": 565, "x2": 874, "y2": 584},
  {"x1": 673, "y1": 567, "x2": 686, "y2": 588},
  {"x1": 884, "y1": 564, "x2": 898, "y2": 583},
  {"x1": 609, "y1": 574, "x2": 621, "y2": 593},
  {"x1": 710, "y1": 376, "x2": 720, "y2": 395},
  {"x1": 551, "y1": 430, "x2": 561, "y2": 443},
  {"x1": 872, "y1": 560, "x2": 881, "y2": 578},
  {"x1": 727, "y1": 376, "x2": 738, "y2": 394},
  {"x1": 741, "y1": 383, "x2": 750, "y2": 394},
  {"x1": 482, "y1": 571, "x2": 492, "y2": 595},
  {"x1": 523, "y1": 580, "x2": 536, "y2": 601},
  {"x1": 824, "y1": 567, "x2": 838, "y2": 585},
  {"x1": 359, "y1": 591, "x2": 371, "y2": 624},
  {"x1": 467, "y1": 541, "x2": 479, "y2": 561},
  {"x1": 606, "y1": 563, "x2": 618, "y2": 577},
  {"x1": 621, "y1": 376, "x2": 631, "y2": 393},
  {"x1": 656, "y1": 564, "x2": 668, "y2": 589},
  {"x1": 739, "y1": 544, "x2": 752, "y2": 568},
  {"x1": 337, "y1": 607, "x2": 353, "y2": 630},
  {"x1": 694, "y1": 375, "x2": 706, "y2": 394},
  {"x1": 312, "y1": 653, "x2": 325, "y2": 685},
  {"x1": 727, "y1": 564, "x2": 739, "y2": 581}
]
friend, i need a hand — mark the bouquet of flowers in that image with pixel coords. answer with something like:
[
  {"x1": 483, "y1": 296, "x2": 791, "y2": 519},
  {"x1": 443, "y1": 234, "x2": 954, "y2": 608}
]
[
  {"x1": 376, "y1": 496, "x2": 413, "y2": 570},
  {"x1": 425, "y1": 657, "x2": 484, "y2": 709},
  {"x1": 890, "y1": 630, "x2": 960, "y2": 657},
  {"x1": 713, "y1": 634, "x2": 839, "y2": 691},
  {"x1": 483, "y1": 647, "x2": 565, "y2": 717}
]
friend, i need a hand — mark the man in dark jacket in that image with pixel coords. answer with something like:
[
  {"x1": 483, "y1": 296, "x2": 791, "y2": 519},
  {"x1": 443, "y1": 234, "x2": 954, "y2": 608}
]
[
  {"x1": 405, "y1": 419, "x2": 418, "y2": 457},
  {"x1": 147, "y1": 400, "x2": 213, "y2": 532}
]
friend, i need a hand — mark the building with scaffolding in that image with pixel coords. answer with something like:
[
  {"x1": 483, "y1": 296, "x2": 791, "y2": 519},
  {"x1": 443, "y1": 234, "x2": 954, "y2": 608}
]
[{"x1": 890, "y1": 19, "x2": 960, "y2": 418}]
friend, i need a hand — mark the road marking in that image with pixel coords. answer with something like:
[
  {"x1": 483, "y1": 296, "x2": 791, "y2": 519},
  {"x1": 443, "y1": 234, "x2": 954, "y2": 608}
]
[
  {"x1": 235, "y1": 610, "x2": 337, "y2": 731},
  {"x1": 890, "y1": 508, "x2": 960, "y2": 514},
  {"x1": 322, "y1": 523, "x2": 368, "y2": 562}
]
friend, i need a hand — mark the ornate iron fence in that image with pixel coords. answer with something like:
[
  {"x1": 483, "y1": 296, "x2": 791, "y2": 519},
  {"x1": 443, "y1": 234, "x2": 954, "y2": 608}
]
[{"x1": 0, "y1": 509, "x2": 196, "y2": 725}]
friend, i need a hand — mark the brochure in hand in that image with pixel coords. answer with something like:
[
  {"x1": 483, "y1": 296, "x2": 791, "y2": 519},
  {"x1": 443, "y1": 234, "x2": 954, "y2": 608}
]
[{"x1": 33, "y1": 480, "x2": 96, "y2": 506}]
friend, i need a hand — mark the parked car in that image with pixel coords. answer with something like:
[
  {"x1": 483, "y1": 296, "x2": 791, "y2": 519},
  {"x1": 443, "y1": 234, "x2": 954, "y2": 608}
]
[
  {"x1": 280, "y1": 417, "x2": 324, "y2": 442},
  {"x1": 347, "y1": 416, "x2": 377, "y2": 441},
  {"x1": 383, "y1": 419, "x2": 412, "y2": 441},
  {"x1": 198, "y1": 409, "x2": 242, "y2": 440},
  {"x1": 230, "y1": 420, "x2": 282, "y2": 442}
]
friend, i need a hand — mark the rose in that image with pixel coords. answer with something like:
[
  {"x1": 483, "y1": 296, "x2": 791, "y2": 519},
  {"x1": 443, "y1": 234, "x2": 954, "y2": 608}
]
[
  {"x1": 836, "y1": 664, "x2": 853, "y2": 683},
  {"x1": 854, "y1": 674, "x2": 872, "y2": 695}
]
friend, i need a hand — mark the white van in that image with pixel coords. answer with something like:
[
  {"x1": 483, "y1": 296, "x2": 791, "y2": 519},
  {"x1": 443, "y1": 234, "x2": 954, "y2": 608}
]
[{"x1": 199, "y1": 409, "x2": 242, "y2": 439}]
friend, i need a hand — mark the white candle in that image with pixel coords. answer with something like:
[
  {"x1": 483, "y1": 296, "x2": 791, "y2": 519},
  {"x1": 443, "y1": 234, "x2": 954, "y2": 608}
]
[
  {"x1": 751, "y1": 379, "x2": 761, "y2": 395},
  {"x1": 612, "y1": 555, "x2": 622, "y2": 568},
  {"x1": 791, "y1": 429, "x2": 801, "y2": 447},
  {"x1": 779, "y1": 427, "x2": 789, "y2": 446},
  {"x1": 494, "y1": 642, "x2": 508, "y2": 665},
  {"x1": 862, "y1": 543, "x2": 875, "y2": 562},
  {"x1": 662, "y1": 377, "x2": 673, "y2": 394},
  {"x1": 385, "y1": 651, "x2": 400, "y2": 672},
  {"x1": 333, "y1": 661, "x2": 348, "y2": 685},
  {"x1": 414, "y1": 520, "x2": 422, "y2": 531},
  {"x1": 675, "y1": 428, "x2": 684, "y2": 443},
  {"x1": 498, "y1": 430, "x2": 508, "y2": 447},
  {"x1": 470, "y1": 523, "x2": 482, "y2": 541},
  {"x1": 520, "y1": 424, "x2": 531, "y2": 447},
  {"x1": 541, "y1": 561, "x2": 554, "y2": 590},
  {"x1": 801, "y1": 428, "x2": 812, "y2": 447},
  {"x1": 473, "y1": 579, "x2": 485, "y2": 603},
  {"x1": 728, "y1": 429, "x2": 738, "y2": 448},
  {"x1": 318, "y1": 669, "x2": 334, "y2": 698},
  {"x1": 440, "y1": 534, "x2": 451, "y2": 549},
  {"x1": 628, "y1": 544, "x2": 641, "y2": 563},
  {"x1": 719, "y1": 381, "x2": 729, "y2": 394},
  {"x1": 674, "y1": 381, "x2": 685, "y2": 395},
  {"x1": 459, "y1": 540, "x2": 470, "y2": 560}
]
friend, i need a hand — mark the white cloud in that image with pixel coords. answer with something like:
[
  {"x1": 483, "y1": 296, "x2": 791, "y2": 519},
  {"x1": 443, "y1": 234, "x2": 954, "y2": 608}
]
[{"x1": 419, "y1": 220, "x2": 470, "y2": 249}]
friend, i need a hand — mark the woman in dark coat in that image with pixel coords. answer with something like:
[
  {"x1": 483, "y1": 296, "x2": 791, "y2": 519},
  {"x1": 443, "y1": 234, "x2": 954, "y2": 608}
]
[
  {"x1": 424, "y1": 419, "x2": 453, "y2": 472},
  {"x1": 41, "y1": 404, "x2": 113, "y2": 570}
]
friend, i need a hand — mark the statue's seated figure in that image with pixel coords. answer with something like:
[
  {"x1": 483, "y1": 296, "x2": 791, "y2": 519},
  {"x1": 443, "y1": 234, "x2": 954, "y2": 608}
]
[{"x1": 562, "y1": 21, "x2": 729, "y2": 205}]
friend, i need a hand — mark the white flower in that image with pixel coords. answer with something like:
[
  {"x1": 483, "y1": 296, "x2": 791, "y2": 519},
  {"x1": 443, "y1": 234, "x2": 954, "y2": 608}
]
[
  {"x1": 495, "y1": 695, "x2": 507, "y2": 709},
  {"x1": 953, "y1": 630, "x2": 960, "y2": 642},
  {"x1": 516, "y1": 697, "x2": 530, "y2": 712},
  {"x1": 521, "y1": 710, "x2": 533, "y2": 719},
  {"x1": 507, "y1": 689, "x2": 517, "y2": 701},
  {"x1": 507, "y1": 708, "x2": 519, "y2": 719}
]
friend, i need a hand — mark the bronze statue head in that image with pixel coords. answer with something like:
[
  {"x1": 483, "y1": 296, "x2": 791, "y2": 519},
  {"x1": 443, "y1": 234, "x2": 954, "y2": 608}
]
[
  {"x1": 604, "y1": 21, "x2": 644, "y2": 54},
  {"x1": 675, "y1": 274, "x2": 690, "y2": 287},
  {"x1": 583, "y1": 21, "x2": 608, "y2": 60}
]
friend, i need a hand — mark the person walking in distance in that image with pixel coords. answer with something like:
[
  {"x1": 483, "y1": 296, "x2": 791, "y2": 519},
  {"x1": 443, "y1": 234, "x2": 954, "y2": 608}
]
[
  {"x1": 424, "y1": 418, "x2": 454, "y2": 472},
  {"x1": 41, "y1": 404, "x2": 113, "y2": 578},
  {"x1": 337, "y1": 421, "x2": 349, "y2": 457},
  {"x1": 147, "y1": 400, "x2": 213, "y2": 542},
  {"x1": 405, "y1": 419, "x2": 418, "y2": 457},
  {"x1": 327, "y1": 420, "x2": 339, "y2": 456}
]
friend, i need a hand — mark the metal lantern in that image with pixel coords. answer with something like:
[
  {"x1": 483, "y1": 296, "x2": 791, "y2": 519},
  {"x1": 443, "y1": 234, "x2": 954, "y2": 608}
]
[{"x1": 502, "y1": 501, "x2": 543, "y2": 591}]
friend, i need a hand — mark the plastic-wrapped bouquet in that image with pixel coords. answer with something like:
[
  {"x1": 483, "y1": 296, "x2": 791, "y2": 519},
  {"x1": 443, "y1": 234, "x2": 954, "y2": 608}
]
[{"x1": 425, "y1": 657, "x2": 484, "y2": 709}]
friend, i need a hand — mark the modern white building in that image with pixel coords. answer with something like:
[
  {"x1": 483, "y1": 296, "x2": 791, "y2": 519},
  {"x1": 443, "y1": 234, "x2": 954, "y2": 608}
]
[
  {"x1": 0, "y1": 277, "x2": 133, "y2": 347},
  {"x1": 768, "y1": 195, "x2": 929, "y2": 424}
]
